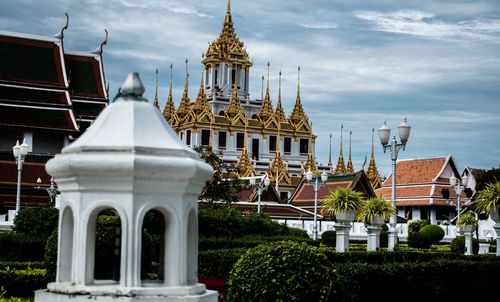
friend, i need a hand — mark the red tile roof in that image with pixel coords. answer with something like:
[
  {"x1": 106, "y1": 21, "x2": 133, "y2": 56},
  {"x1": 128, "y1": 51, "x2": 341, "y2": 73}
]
[{"x1": 384, "y1": 157, "x2": 447, "y2": 185}]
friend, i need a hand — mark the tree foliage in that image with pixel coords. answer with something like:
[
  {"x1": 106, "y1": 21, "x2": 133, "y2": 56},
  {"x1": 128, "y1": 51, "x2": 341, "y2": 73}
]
[{"x1": 193, "y1": 145, "x2": 240, "y2": 202}]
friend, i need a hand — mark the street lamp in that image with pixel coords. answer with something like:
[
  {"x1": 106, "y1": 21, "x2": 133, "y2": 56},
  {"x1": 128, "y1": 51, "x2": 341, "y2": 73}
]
[
  {"x1": 378, "y1": 116, "x2": 411, "y2": 251},
  {"x1": 250, "y1": 176, "x2": 270, "y2": 213},
  {"x1": 449, "y1": 174, "x2": 468, "y2": 225},
  {"x1": 12, "y1": 139, "x2": 30, "y2": 215},
  {"x1": 35, "y1": 177, "x2": 59, "y2": 204},
  {"x1": 305, "y1": 169, "x2": 328, "y2": 241}
]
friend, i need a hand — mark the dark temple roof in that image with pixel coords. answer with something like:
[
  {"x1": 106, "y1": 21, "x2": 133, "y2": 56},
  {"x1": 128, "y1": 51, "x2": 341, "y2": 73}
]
[
  {"x1": 0, "y1": 103, "x2": 77, "y2": 131},
  {"x1": 0, "y1": 32, "x2": 67, "y2": 89},
  {"x1": 65, "y1": 53, "x2": 107, "y2": 100}
]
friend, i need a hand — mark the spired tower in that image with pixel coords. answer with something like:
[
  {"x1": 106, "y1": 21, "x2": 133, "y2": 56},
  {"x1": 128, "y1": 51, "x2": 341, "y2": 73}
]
[{"x1": 169, "y1": 0, "x2": 315, "y2": 198}]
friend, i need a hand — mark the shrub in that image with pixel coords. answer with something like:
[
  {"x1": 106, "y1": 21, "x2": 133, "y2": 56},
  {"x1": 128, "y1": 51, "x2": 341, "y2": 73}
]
[
  {"x1": 407, "y1": 220, "x2": 431, "y2": 249},
  {"x1": 356, "y1": 196, "x2": 394, "y2": 222},
  {"x1": 0, "y1": 232, "x2": 45, "y2": 261},
  {"x1": 457, "y1": 212, "x2": 477, "y2": 228},
  {"x1": 322, "y1": 187, "x2": 365, "y2": 216},
  {"x1": 321, "y1": 230, "x2": 336, "y2": 247},
  {"x1": 199, "y1": 235, "x2": 312, "y2": 251},
  {"x1": 44, "y1": 229, "x2": 58, "y2": 281},
  {"x1": 450, "y1": 236, "x2": 479, "y2": 255},
  {"x1": 0, "y1": 268, "x2": 49, "y2": 297},
  {"x1": 199, "y1": 248, "x2": 246, "y2": 279},
  {"x1": 419, "y1": 224, "x2": 445, "y2": 245},
  {"x1": 227, "y1": 241, "x2": 332, "y2": 302},
  {"x1": 12, "y1": 205, "x2": 58, "y2": 242}
]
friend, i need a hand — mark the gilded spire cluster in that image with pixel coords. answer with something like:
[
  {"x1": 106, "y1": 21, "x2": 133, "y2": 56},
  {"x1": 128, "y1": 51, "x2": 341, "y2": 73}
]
[
  {"x1": 268, "y1": 125, "x2": 291, "y2": 186},
  {"x1": 346, "y1": 130, "x2": 354, "y2": 173},
  {"x1": 367, "y1": 128, "x2": 382, "y2": 189},
  {"x1": 289, "y1": 66, "x2": 309, "y2": 129},
  {"x1": 302, "y1": 124, "x2": 318, "y2": 175},
  {"x1": 334, "y1": 125, "x2": 347, "y2": 175},
  {"x1": 236, "y1": 124, "x2": 254, "y2": 178},
  {"x1": 162, "y1": 64, "x2": 177, "y2": 126},
  {"x1": 257, "y1": 62, "x2": 274, "y2": 122},
  {"x1": 275, "y1": 70, "x2": 286, "y2": 122},
  {"x1": 177, "y1": 59, "x2": 191, "y2": 120},
  {"x1": 202, "y1": 0, "x2": 252, "y2": 67}
]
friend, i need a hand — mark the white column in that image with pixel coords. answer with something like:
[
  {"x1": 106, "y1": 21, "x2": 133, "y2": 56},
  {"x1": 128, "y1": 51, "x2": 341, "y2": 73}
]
[
  {"x1": 335, "y1": 222, "x2": 351, "y2": 253},
  {"x1": 366, "y1": 225, "x2": 382, "y2": 251},
  {"x1": 430, "y1": 208, "x2": 437, "y2": 224}
]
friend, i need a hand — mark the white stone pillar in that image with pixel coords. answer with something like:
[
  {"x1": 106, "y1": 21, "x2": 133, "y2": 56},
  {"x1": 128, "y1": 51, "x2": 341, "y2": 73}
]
[
  {"x1": 335, "y1": 222, "x2": 351, "y2": 253},
  {"x1": 366, "y1": 225, "x2": 382, "y2": 252},
  {"x1": 463, "y1": 226, "x2": 474, "y2": 256},
  {"x1": 494, "y1": 223, "x2": 500, "y2": 257}
]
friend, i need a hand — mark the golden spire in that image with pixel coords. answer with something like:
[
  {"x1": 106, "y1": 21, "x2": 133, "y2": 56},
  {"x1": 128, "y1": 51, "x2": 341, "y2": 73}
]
[
  {"x1": 193, "y1": 69, "x2": 211, "y2": 114},
  {"x1": 367, "y1": 128, "x2": 382, "y2": 189},
  {"x1": 162, "y1": 64, "x2": 177, "y2": 125},
  {"x1": 202, "y1": 0, "x2": 252, "y2": 67},
  {"x1": 302, "y1": 123, "x2": 318, "y2": 175},
  {"x1": 177, "y1": 59, "x2": 191, "y2": 119},
  {"x1": 225, "y1": 70, "x2": 245, "y2": 118},
  {"x1": 153, "y1": 68, "x2": 160, "y2": 109},
  {"x1": 289, "y1": 66, "x2": 308, "y2": 125},
  {"x1": 334, "y1": 124, "x2": 347, "y2": 175},
  {"x1": 346, "y1": 130, "x2": 354, "y2": 173},
  {"x1": 261, "y1": 75, "x2": 264, "y2": 100},
  {"x1": 268, "y1": 124, "x2": 291, "y2": 186},
  {"x1": 275, "y1": 70, "x2": 286, "y2": 122},
  {"x1": 328, "y1": 133, "x2": 333, "y2": 169},
  {"x1": 236, "y1": 122, "x2": 254, "y2": 178},
  {"x1": 257, "y1": 62, "x2": 274, "y2": 122}
]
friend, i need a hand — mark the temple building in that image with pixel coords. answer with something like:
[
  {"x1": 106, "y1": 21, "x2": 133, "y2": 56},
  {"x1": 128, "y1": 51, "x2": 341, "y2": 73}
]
[
  {"x1": 160, "y1": 0, "x2": 316, "y2": 199},
  {"x1": 0, "y1": 16, "x2": 108, "y2": 218}
]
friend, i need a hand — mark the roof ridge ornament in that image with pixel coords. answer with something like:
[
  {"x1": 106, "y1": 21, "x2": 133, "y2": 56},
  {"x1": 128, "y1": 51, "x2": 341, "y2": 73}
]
[
  {"x1": 54, "y1": 13, "x2": 69, "y2": 40},
  {"x1": 113, "y1": 72, "x2": 146, "y2": 102},
  {"x1": 91, "y1": 29, "x2": 109, "y2": 55}
]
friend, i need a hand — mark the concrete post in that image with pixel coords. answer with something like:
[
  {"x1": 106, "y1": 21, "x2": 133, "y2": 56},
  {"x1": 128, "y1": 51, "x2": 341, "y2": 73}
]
[
  {"x1": 335, "y1": 222, "x2": 352, "y2": 253},
  {"x1": 366, "y1": 225, "x2": 382, "y2": 251}
]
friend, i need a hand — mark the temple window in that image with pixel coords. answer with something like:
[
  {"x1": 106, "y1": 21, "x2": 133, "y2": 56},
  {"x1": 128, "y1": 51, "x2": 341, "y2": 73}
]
[
  {"x1": 218, "y1": 131, "x2": 227, "y2": 149},
  {"x1": 201, "y1": 129, "x2": 210, "y2": 146},
  {"x1": 299, "y1": 138, "x2": 308, "y2": 155},
  {"x1": 186, "y1": 129, "x2": 191, "y2": 146},
  {"x1": 269, "y1": 135, "x2": 277, "y2": 153},
  {"x1": 284, "y1": 137, "x2": 292, "y2": 154},
  {"x1": 236, "y1": 132, "x2": 244, "y2": 150}
]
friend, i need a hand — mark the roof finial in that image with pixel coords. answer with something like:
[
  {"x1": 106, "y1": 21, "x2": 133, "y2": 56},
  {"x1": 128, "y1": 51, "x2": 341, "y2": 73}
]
[
  {"x1": 297, "y1": 66, "x2": 301, "y2": 103},
  {"x1": 275, "y1": 70, "x2": 286, "y2": 122},
  {"x1": 346, "y1": 130, "x2": 354, "y2": 173},
  {"x1": 54, "y1": 13, "x2": 69, "y2": 39},
  {"x1": 278, "y1": 70, "x2": 282, "y2": 103},
  {"x1": 114, "y1": 72, "x2": 146, "y2": 102},
  {"x1": 183, "y1": 58, "x2": 189, "y2": 98},
  {"x1": 169, "y1": 63, "x2": 173, "y2": 99},
  {"x1": 266, "y1": 61, "x2": 270, "y2": 95},
  {"x1": 225, "y1": 0, "x2": 232, "y2": 24},
  {"x1": 153, "y1": 68, "x2": 159, "y2": 109},
  {"x1": 334, "y1": 124, "x2": 346, "y2": 175},
  {"x1": 328, "y1": 133, "x2": 333, "y2": 168},
  {"x1": 371, "y1": 127, "x2": 375, "y2": 156},
  {"x1": 261, "y1": 75, "x2": 264, "y2": 100},
  {"x1": 91, "y1": 29, "x2": 108, "y2": 55}
]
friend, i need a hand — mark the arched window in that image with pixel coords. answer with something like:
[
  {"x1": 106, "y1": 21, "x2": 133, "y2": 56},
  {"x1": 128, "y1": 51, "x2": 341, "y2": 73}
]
[
  {"x1": 141, "y1": 209, "x2": 166, "y2": 283},
  {"x1": 86, "y1": 208, "x2": 122, "y2": 285}
]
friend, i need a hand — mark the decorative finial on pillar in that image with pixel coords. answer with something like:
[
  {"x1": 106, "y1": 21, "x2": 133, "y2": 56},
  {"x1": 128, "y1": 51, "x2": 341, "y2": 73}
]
[{"x1": 114, "y1": 72, "x2": 146, "y2": 101}]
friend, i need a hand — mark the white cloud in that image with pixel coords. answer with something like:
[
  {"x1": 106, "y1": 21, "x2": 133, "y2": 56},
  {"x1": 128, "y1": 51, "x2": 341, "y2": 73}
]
[
  {"x1": 355, "y1": 10, "x2": 500, "y2": 43},
  {"x1": 300, "y1": 23, "x2": 338, "y2": 30}
]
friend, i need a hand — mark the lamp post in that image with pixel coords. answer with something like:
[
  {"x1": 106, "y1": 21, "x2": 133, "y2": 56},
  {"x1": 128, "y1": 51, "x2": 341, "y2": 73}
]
[
  {"x1": 305, "y1": 169, "x2": 328, "y2": 241},
  {"x1": 449, "y1": 174, "x2": 468, "y2": 225},
  {"x1": 35, "y1": 177, "x2": 59, "y2": 204},
  {"x1": 12, "y1": 139, "x2": 30, "y2": 215},
  {"x1": 250, "y1": 176, "x2": 270, "y2": 213},
  {"x1": 378, "y1": 117, "x2": 411, "y2": 251}
]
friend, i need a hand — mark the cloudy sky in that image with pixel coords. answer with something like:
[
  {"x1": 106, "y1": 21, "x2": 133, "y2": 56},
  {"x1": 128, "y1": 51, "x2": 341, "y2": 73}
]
[{"x1": 1, "y1": 0, "x2": 499, "y2": 176}]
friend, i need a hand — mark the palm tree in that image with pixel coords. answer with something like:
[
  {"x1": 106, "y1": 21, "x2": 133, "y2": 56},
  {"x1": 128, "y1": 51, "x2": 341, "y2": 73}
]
[
  {"x1": 475, "y1": 181, "x2": 500, "y2": 214},
  {"x1": 357, "y1": 196, "x2": 394, "y2": 223},
  {"x1": 321, "y1": 187, "x2": 365, "y2": 216}
]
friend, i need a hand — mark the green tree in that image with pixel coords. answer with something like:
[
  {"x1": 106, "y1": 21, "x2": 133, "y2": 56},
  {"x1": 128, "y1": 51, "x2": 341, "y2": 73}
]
[
  {"x1": 474, "y1": 166, "x2": 500, "y2": 191},
  {"x1": 193, "y1": 145, "x2": 240, "y2": 203}
]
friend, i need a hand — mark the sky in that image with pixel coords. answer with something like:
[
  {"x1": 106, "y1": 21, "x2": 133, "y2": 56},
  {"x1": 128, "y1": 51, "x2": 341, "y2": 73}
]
[{"x1": 1, "y1": 0, "x2": 499, "y2": 177}]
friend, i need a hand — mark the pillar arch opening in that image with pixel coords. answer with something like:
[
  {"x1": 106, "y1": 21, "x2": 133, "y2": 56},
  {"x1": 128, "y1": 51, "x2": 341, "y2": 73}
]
[
  {"x1": 186, "y1": 208, "x2": 198, "y2": 285},
  {"x1": 58, "y1": 206, "x2": 74, "y2": 282},
  {"x1": 85, "y1": 208, "x2": 123, "y2": 285},
  {"x1": 140, "y1": 209, "x2": 166, "y2": 284}
]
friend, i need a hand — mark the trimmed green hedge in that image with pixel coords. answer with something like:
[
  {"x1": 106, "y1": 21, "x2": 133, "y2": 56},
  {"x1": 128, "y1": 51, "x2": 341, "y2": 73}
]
[
  {"x1": 330, "y1": 260, "x2": 500, "y2": 301},
  {"x1": 0, "y1": 262, "x2": 45, "y2": 271},
  {"x1": 0, "y1": 268, "x2": 49, "y2": 297},
  {"x1": 0, "y1": 232, "x2": 45, "y2": 261},
  {"x1": 199, "y1": 248, "x2": 246, "y2": 279},
  {"x1": 199, "y1": 235, "x2": 312, "y2": 251}
]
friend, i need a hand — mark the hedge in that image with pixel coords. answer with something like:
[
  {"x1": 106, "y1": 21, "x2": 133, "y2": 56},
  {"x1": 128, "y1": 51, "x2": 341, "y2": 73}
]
[
  {"x1": 0, "y1": 232, "x2": 45, "y2": 261},
  {"x1": 330, "y1": 260, "x2": 500, "y2": 301},
  {"x1": 198, "y1": 248, "x2": 246, "y2": 279},
  {"x1": 0, "y1": 268, "x2": 49, "y2": 297},
  {"x1": 0, "y1": 262, "x2": 45, "y2": 271},
  {"x1": 199, "y1": 235, "x2": 312, "y2": 251}
]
